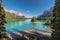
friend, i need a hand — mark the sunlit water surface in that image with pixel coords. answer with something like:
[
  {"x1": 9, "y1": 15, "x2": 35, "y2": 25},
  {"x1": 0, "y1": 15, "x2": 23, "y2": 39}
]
[{"x1": 4, "y1": 19, "x2": 51, "y2": 33}]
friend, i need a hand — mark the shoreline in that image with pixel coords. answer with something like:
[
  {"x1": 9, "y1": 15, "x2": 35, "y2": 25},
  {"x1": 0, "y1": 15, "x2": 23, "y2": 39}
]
[
  {"x1": 24, "y1": 29, "x2": 52, "y2": 37},
  {"x1": 7, "y1": 29, "x2": 52, "y2": 40}
]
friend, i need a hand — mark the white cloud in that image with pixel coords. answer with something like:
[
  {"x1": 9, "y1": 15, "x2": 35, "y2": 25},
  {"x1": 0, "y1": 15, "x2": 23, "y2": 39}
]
[{"x1": 26, "y1": 10, "x2": 30, "y2": 13}]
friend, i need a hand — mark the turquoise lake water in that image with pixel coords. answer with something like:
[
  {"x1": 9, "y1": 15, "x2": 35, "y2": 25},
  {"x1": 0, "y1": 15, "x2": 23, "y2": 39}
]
[{"x1": 4, "y1": 19, "x2": 51, "y2": 33}]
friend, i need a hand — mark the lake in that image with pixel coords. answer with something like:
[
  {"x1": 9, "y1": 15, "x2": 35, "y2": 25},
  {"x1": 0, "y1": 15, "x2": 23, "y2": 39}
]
[{"x1": 4, "y1": 19, "x2": 51, "y2": 38}]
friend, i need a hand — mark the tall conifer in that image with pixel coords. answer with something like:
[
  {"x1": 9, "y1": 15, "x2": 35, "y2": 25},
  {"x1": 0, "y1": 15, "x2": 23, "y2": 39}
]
[
  {"x1": 51, "y1": 0, "x2": 60, "y2": 40},
  {"x1": 0, "y1": 0, "x2": 8, "y2": 40}
]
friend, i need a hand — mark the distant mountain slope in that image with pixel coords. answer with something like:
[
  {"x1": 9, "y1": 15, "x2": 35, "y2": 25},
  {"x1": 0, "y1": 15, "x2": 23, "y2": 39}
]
[
  {"x1": 5, "y1": 10, "x2": 29, "y2": 21},
  {"x1": 38, "y1": 7, "x2": 53, "y2": 18}
]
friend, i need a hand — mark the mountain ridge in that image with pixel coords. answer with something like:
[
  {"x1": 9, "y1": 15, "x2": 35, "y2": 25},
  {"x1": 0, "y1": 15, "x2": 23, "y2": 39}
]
[
  {"x1": 5, "y1": 9, "x2": 30, "y2": 18},
  {"x1": 5, "y1": 9, "x2": 30, "y2": 21},
  {"x1": 37, "y1": 7, "x2": 53, "y2": 18}
]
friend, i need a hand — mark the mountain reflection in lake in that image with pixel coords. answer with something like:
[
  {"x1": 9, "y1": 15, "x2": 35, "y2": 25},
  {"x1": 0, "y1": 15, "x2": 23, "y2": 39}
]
[{"x1": 4, "y1": 19, "x2": 51, "y2": 33}]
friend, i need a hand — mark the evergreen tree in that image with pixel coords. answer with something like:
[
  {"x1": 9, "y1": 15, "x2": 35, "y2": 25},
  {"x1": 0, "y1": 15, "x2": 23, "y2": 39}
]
[
  {"x1": 31, "y1": 17, "x2": 37, "y2": 22},
  {"x1": 0, "y1": 0, "x2": 8, "y2": 40},
  {"x1": 51, "y1": 0, "x2": 60, "y2": 40}
]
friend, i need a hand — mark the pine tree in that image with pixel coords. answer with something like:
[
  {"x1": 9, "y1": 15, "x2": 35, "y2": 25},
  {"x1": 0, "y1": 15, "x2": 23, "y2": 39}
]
[
  {"x1": 31, "y1": 17, "x2": 37, "y2": 22},
  {"x1": 0, "y1": 0, "x2": 8, "y2": 40},
  {"x1": 51, "y1": 0, "x2": 60, "y2": 40}
]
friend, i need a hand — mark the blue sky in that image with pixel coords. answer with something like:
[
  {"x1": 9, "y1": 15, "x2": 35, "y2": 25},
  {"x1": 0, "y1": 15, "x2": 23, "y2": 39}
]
[{"x1": 3, "y1": 0, "x2": 55, "y2": 17}]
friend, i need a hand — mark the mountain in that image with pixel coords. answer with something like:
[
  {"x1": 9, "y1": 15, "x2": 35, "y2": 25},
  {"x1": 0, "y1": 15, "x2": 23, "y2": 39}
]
[
  {"x1": 5, "y1": 10, "x2": 30, "y2": 21},
  {"x1": 38, "y1": 7, "x2": 53, "y2": 18}
]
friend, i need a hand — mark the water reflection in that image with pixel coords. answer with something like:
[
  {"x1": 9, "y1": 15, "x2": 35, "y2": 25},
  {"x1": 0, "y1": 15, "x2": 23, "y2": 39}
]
[
  {"x1": 32, "y1": 22, "x2": 37, "y2": 30},
  {"x1": 4, "y1": 19, "x2": 51, "y2": 33}
]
